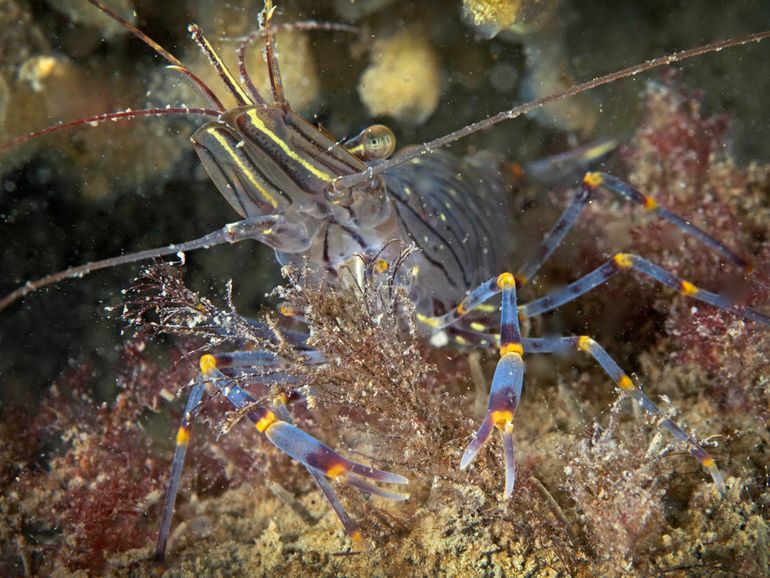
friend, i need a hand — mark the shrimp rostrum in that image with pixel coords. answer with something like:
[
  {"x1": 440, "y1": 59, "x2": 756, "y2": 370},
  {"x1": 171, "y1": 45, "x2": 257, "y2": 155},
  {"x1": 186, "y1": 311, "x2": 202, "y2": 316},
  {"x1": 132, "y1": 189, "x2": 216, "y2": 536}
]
[{"x1": 2, "y1": 0, "x2": 770, "y2": 567}]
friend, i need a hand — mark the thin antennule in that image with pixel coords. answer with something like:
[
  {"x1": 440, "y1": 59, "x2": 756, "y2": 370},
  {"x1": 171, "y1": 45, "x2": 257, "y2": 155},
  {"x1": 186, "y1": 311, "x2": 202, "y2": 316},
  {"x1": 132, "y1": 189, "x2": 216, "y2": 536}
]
[
  {"x1": 332, "y1": 28, "x2": 770, "y2": 193},
  {"x1": 84, "y1": 0, "x2": 223, "y2": 112},
  {"x1": 188, "y1": 24, "x2": 254, "y2": 107},
  {"x1": 234, "y1": 21, "x2": 358, "y2": 106},
  {"x1": 260, "y1": 0, "x2": 288, "y2": 108},
  {"x1": 85, "y1": 0, "x2": 182, "y2": 67},
  {"x1": 0, "y1": 107, "x2": 221, "y2": 152},
  {"x1": 237, "y1": 33, "x2": 268, "y2": 106}
]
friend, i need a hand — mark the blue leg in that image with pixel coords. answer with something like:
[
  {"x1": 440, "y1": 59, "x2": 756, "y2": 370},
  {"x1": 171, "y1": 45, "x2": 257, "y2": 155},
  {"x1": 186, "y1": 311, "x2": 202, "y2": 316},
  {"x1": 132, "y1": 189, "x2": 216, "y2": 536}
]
[
  {"x1": 458, "y1": 273, "x2": 524, "y2": 499},
  {"x1": 515, "y1": 170, "x2": 751, "y2": 287},
  {"x1": 592, "y1": 172, "x2": 751, "y2": 271},
  {"x1": 521, "y1": 253, "x2": 770, "y2": 326},
  {"x1": 154, "y1": 379, "x2": 206, "y2": 568},
  {"x1": 522, "y1": 336, "x2": 725, "y2": 494},
  {"x1": 198, "y1": 355, "x2": 408, "y2": 544},
  {"x1": 270, "y1": 391, "x2": 367, "y2": 548}
]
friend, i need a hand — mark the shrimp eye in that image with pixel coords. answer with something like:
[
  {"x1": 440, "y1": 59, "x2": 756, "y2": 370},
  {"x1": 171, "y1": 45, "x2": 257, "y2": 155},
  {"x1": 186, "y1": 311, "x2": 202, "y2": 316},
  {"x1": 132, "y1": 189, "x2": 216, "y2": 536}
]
[
  {"x1": 344, "y1": 124, "x2": 396, "y2": 161},
  {"x1": 362, "y1": 125, "x2": 396, "y2": 160}
]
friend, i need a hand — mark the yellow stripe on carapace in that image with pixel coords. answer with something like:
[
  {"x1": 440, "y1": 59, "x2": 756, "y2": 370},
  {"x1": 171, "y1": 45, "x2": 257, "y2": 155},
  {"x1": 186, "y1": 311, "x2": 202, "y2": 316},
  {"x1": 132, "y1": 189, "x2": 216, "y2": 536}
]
[
  {"x1": 499, "y1": 342, "x2": 523, "y2": 357},
  {"x1": 680, "y1": 280, "x2": 699, "y2": 296},
  {"x1": 701, "y1": 456, "x2": 716, "y2": 468},
  {"x1": 246, "y1": 110, "x2": 334, "y2": 183},
  {"x1": 176, "y1": 426, "x2": 190, "y2": 446},
  {"x1": 210, "y1": 130, "x2": 279, "y2": 209},
  {"x1": 583, "y1": 171, "x2": 604, "y2": 188},
  {"x1": 497, "y1": 272, "x2": 516, "y2": 290},
  {"x1": 643, "y1": 195, "x2": 658, "y2": 210},
  {"x1": 200, "y1": 354, "x2": 217, "y2": 374},
  {"x1": 491, "y1": 410, "x2": 514, "y2": 428},
  {"x1": 326, "y1": 462, "x2": 347, "y2": 479},
  {"x1": 617, "y1": 375, "x2": 634, "y2": 390},
  {"x1": 613, "y1": 253, "x2": 634, "y2": 268},
  {"x1": 255, "y1": 410, "x2": 277, "y2": 433},
  {"x1": 577, "y1": 335, "x2": 593, "y2": 352}
]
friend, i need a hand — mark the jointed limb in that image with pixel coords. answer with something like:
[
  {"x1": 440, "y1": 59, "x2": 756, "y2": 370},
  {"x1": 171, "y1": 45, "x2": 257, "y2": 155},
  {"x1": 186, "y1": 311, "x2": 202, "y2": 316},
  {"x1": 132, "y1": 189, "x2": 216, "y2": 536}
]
[
  {"x1": 415, "y1": 256, "x2": 760, "y2": 498},
  {"x1": 155, "y1": 379, "x2": 206, "y2": 566},
  {"x1": 515, "y1": 171, "x2": 750, "y2": 287},
  {"x1": 154, "y1": 350, "x2": 408, "y2": 564},
  {"x1": 458, "y1": 273, "x2": 524, "y2": 498},
  {"x1": 522, "y1": 336, "x2": 725, "y2": 493},
  {"x1": 520, "y1": 252, "x2": 769, "y2": 326},
  {"x1": 0, "y1": 215, "x2": 309, "y2": 312}
]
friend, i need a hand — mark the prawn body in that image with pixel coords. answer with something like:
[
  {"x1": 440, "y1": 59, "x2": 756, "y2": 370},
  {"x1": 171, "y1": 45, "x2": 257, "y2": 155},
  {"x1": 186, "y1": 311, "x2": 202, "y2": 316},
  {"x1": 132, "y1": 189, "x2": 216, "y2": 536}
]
[
  {"x1": 381, "y1": 151, "x2": 515, "y2": 311},
  {"x1": 193, "y1": 101, "x2": 514, "y2": 315},
  {"x1": 2, "y1": 0, "x2": 770, "y2": 569}
]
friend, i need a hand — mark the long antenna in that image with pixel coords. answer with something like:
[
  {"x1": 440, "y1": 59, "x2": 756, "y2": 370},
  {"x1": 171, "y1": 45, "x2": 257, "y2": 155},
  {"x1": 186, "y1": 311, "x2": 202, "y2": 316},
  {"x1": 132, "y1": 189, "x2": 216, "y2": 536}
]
[
  {"x1": 234, "y1": 21, "x2": 359, "y2": 106},
  {"x1": 0, "y1": 107, "x2": 221, "y2": 152},
  {"x1": 261, "y1": 0, "x2": 288, "y2": 108},
  {"x1": 332, "y1": 29, "x2": 770, "y2": 193},
  {"x1": 85, "y1": 0, "x2": 184, "y2": 68},
  {"x1": 84, "y1": 0, "x2": 226, "y2": 111},
  {"x1": 3, "y1": 25, "x2": 770, "y2": 310}
]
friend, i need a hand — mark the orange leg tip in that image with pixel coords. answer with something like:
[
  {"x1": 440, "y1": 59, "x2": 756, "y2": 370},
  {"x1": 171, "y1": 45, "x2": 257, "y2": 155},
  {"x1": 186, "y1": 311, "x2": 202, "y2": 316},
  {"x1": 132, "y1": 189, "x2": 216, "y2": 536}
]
[
  {"x1": 613, "y1": 253, "x2": 634, "y2": 268},
  {"x1": 175, "y1": 426, "x2": 190, "y2": 446},
  {"x1": 680, "y1": 280, "x2": 699, "y2": 296},
  {"x1": 199, "y1": 354, "x2": 217, "y2": 374},
  {"x1": 499, "y1": 343, "x2": 523, "y2": 357},
  {"x1": 496, "y1": 272, "x2": 516, "y2": 289},
  {"x1": 255, "y1": 410, "x2": 277, "y2": 433},
  {"x1": 617, "y1": 375, "x2": 634, "y2": 390},
  {"x1": 326, "y1": 462, "x2": 348, "y2": 479},
  {"x1": 491, "y1": 411, "x2": 514, "y2": 429},
  {"x1": 577, "y1": 335, "x2": 593, "y2": 352},
  {"x1": 582, "y1": 171, "x2": 604, "y2": 188},
  {"x1": 643, "y1": 195, "x2": 658, "y2": 210}
]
